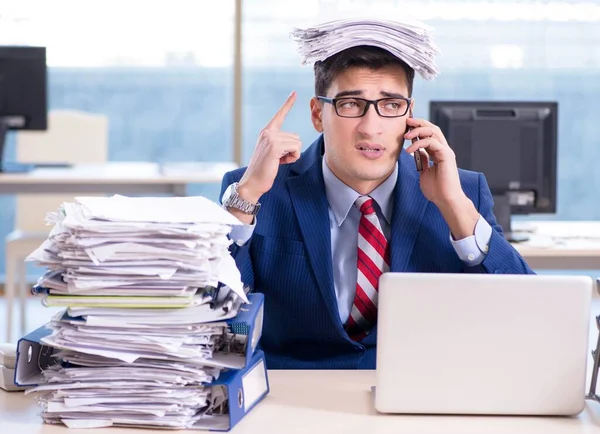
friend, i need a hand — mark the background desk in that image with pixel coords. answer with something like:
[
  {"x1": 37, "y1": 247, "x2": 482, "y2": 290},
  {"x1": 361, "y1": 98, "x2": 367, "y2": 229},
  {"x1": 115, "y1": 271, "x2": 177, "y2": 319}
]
[
  {"x1": 0, "y1": 162, "x2": 237, "y2": 196},
  {"x1": 2, "y1": 370, "x2": 599, "y2": 434},
  {"x1": 0, "y1": 173, "x2": 598, "y2": 272},
  {"x1": 512, "y1": 221, "x2": 600, "y2": 270}
]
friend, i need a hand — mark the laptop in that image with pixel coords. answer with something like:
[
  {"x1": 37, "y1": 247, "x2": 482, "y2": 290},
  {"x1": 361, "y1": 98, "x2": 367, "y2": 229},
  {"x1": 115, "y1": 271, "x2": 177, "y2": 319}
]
[{"x1": 374, "y1": 272, "x2": 594, "y2": 416}]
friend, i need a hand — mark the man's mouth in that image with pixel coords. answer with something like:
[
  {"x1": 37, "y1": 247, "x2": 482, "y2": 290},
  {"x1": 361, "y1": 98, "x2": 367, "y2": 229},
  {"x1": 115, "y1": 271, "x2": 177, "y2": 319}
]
[{"x1": 356, "y1": 144, "x2": 384, "y2": 152}]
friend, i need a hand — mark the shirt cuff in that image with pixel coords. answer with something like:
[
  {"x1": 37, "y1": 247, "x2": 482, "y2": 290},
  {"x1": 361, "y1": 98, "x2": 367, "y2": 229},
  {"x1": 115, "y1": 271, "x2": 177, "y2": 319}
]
[
  {"x1": 229, "y1": 216, "x2": 256, "y2": 246},
  {"x1": 449, "y1": 215, "x2": 493, "y2": 266}
]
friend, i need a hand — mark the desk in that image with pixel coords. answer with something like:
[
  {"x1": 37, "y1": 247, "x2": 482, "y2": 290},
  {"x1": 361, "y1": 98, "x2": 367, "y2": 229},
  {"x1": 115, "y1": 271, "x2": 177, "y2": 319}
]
[
  {"x1": 1, "y1": 370, "x2": 599, "y2": 434},
  {"x1": 2, "y1": 293, "x2": 599, "y2": 433},
  {"x1": 0, "y1": 162, "x2": 237, "y2": 196},
  {"x1": 511, "y1": 221, "x2": 600, "y2": 270}
]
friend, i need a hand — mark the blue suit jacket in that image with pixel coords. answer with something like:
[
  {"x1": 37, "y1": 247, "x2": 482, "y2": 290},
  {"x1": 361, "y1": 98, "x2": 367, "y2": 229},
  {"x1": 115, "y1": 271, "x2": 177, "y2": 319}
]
[{"x1": 220, "y1": 135, "x2": 535, "y2": 370}]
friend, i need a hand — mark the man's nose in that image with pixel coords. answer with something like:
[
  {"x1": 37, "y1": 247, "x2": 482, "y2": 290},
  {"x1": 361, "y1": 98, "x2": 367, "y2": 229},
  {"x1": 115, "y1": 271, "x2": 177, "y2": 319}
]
[{"x1": 356, "y1": 103, "x2": 383, "y2": 136}]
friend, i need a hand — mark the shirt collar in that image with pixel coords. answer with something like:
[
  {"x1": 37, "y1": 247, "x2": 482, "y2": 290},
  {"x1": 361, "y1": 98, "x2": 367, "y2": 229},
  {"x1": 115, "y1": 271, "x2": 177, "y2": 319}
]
[{"x1": 322, "y1": 157, "x2": 397, "y2": 227}]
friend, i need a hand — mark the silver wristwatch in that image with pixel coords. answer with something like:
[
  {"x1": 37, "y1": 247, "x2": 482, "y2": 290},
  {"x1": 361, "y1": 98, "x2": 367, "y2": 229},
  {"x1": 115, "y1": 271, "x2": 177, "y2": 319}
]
[{"x1": 221, "y1": 182, "x2": 261, "y2": 216}]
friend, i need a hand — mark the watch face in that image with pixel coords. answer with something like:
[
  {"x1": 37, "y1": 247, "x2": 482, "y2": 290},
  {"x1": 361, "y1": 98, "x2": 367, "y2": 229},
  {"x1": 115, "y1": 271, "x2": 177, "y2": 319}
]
[
  {"x1": 222, "y1": 182, "x2": 258, "y2": 215},
  {"x1": 222, "y1": 183, "x2": 235, "y2": 204}
]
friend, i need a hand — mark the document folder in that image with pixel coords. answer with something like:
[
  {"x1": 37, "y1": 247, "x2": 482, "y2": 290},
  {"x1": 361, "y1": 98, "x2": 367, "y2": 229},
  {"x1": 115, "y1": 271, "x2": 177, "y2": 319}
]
[
  {"x1": 211, "y1": 292, "x2": 264, "y2": 370},
  {"x1": 14, "y1": 345, "x2": 268, "y2": 432},
  {"x1": 14, "y1": 292, "x2": 265, "y2": 387},
  {"x1": 14, "y1": 324, "x2": 54, "y2": 387},
  {"x1": 192, "y1": 349, "x2": 270, "y2": 432}
]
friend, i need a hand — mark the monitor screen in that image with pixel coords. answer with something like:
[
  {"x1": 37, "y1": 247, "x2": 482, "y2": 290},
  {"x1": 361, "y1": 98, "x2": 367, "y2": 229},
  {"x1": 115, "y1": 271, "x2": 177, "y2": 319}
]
[
  {"x1": 0, "y1": 46, "x2": 48, "y2": 172},
  {"x1": 0, "y1": 46, "x2": 47, "y2": 130},
  {"x1": 429, "y1": 101, "x2": 557, "y2": 218}
]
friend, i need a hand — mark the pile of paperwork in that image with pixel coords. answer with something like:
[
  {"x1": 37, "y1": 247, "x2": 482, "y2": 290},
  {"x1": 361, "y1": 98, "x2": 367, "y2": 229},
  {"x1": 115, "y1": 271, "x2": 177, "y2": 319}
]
[
  {"x1": 290, "y1": 14, "x2": 440, "y2": 80},
  {"x1": 17, "y1": 195, "x2": 268, "y2": 430}
]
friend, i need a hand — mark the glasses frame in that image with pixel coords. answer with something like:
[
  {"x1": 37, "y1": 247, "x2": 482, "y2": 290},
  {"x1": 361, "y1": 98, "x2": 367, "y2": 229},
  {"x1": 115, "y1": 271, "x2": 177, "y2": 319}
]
[{"x1": 317, "y1": 95, "x2": 412, "y2": 118}]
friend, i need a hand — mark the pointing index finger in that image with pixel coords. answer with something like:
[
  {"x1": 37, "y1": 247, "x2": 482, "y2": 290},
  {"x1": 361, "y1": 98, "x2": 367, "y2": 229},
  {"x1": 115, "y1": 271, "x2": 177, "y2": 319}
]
[{"x1": 265, "y1": 91, "x2": 297, "y2": 131}]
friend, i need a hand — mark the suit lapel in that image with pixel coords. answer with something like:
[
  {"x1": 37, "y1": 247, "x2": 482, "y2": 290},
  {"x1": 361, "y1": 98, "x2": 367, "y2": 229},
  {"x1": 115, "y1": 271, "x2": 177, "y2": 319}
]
[
  {"x1": 390, "y1": 150, "x2": 430, "y2": 272},
  {"x1": 287, "y1": 136, "x2": 341, "y2": 328}
]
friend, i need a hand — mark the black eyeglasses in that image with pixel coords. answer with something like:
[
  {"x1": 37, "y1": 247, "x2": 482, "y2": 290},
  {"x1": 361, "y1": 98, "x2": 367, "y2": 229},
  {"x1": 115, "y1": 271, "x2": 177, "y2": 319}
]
[{"x1": 317, "y1": 96, "x2": 412, "y2": 118}]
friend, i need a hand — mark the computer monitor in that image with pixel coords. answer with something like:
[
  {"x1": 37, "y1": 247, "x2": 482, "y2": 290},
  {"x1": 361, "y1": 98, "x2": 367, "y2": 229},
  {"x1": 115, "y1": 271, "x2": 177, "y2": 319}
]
[
  {"x1": 429, "y1": 101, "x2": 558, "y2": 241},
  {"x1": 0, "y1": 46, "x2": 48, "y2": 172}
]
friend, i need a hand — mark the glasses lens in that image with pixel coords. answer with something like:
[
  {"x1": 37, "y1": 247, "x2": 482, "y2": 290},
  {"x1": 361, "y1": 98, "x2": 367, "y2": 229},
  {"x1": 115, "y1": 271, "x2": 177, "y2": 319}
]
[
  {"x1": 377, "y1": 98, "x2": 408, "y2": 117},
  {"x1": 334, "y1": 98, "x2": 366, "y2": 117}
]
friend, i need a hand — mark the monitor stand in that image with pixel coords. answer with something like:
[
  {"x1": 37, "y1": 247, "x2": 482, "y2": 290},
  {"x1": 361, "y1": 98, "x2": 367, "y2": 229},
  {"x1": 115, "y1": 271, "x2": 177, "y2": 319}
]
[
  {"x1": 492, "y1": 193, "x2": 529, "y2": 243},
  {"x1": 0, "y1": 121, "x2": 33, "y2": 173}
]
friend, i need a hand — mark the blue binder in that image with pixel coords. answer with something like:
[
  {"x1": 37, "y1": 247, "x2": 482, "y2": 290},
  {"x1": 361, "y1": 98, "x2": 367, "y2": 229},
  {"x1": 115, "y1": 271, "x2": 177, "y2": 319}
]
[
  {"x1": 115, "y1": 350, "x2": 270, "y2": 432},
  {"x1": 192, "y1": 350, "x2": 270, "y2": 431},
  {"x1": 14, "y1": 292, "x2": 265, "y2": 387},
  {"x1": 14, "y1": 346, "x2": 268, "y2": 431}
]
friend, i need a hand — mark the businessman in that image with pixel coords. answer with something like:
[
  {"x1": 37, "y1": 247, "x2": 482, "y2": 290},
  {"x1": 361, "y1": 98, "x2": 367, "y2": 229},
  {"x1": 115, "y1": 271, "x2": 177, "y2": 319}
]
[{"x1": 220, "y1": 45, "x2": 535, "y2": 369}]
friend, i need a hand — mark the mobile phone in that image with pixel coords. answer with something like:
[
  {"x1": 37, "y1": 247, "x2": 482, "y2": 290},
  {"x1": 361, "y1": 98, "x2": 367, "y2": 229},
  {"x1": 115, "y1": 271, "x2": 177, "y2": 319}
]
[
  {"x1": 412, "y1": 131, "x2": 423, "y2": 172},
  {"x1": 408, "y1": 111, "x2": 424, "y2": 172}
]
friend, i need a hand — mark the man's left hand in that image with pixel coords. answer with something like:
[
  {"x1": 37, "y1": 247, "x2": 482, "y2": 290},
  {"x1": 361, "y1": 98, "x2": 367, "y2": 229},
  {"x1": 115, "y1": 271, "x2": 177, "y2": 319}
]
[{"x1": 404, "y1": 116, "x2": 480, "y2": 239}]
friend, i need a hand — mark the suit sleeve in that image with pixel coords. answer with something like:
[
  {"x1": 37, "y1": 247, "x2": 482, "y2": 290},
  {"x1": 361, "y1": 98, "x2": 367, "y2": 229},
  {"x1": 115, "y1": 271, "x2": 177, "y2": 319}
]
[
  {"x1": 463, "y1": 173, "x2": 535, "y2": 275},
  {"x1": 219, "y1": 172, "x2": 255, "y2": 290}
]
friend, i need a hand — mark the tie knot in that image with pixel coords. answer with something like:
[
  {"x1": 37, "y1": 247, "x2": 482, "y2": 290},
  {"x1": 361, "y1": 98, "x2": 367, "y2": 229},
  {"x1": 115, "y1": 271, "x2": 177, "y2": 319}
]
[{"x1": 355, "y1": 196, "x2": 376, "y2": 215}]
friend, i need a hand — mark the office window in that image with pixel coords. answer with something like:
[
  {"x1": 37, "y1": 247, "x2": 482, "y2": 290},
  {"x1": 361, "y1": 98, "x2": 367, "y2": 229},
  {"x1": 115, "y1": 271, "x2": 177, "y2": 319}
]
[
  {"x1": 241, "y1": 0, "x2": 320, "y2": 163},
  {"x1": 2, "y1": 1, "x2": 235, "y2": 165},
  {"x1": 1, "y1": 0, "x2": 236, "y2": 191},
  {"x1": 242, "y1": 0, "x2": 600, "y2": 220},
  {"x1": 0, "y1": 1, "x2": 235, "y2": 279}
]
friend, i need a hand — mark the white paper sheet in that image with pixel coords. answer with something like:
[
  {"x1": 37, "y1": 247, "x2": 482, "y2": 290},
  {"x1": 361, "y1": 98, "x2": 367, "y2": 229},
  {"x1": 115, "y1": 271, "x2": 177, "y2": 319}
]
[{"x1": 290, "y1": 12, "x2": 440, "y2": 80}]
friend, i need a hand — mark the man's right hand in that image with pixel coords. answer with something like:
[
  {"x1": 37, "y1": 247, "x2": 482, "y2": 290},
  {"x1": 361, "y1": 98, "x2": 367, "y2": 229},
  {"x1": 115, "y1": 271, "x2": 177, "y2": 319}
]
[{"x1": 237, "y1": 91, "x2": 302, "y2": 204}]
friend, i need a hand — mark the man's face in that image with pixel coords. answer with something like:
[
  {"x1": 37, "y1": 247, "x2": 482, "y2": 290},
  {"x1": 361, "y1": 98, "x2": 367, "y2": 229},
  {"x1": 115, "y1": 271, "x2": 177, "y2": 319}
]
[{"x1": 311, "y1": 65, "x2": 412, "y2": 194}]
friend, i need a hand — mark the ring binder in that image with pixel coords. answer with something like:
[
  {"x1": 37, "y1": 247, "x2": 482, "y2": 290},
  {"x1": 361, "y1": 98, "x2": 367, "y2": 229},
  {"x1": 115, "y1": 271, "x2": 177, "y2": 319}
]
[{"x1": 14, "y1": 293, "x2": 265, "y2": 387}]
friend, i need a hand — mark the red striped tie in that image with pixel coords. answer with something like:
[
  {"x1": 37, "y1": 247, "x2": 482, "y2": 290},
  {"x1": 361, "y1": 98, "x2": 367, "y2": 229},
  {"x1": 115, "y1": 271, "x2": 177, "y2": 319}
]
[{"x1": 346, "y1": 196, "x2": 390, "y2": 341}]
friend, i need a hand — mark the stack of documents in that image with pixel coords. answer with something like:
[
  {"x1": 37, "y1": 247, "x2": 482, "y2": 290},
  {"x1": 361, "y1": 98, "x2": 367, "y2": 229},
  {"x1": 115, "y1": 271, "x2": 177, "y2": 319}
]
[
  {"x1": 290, "y1": 14, "x2": 440, "y2": 80},
  {"x1": 28, "y1": 195, "x2": 247, "y2": 306},
  {"x1": 18, "y1": 195, "x2": 269, "y2": 430}
]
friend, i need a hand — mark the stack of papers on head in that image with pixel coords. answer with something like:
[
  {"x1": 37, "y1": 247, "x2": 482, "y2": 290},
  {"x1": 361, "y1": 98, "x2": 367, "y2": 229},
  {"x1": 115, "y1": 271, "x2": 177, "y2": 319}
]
[
  {"x1": 290, "y1": 13, "x2": 440, "y2": 80},
  {"x1": 23, "y1": 195, "x2": 264, "y2": 429}
]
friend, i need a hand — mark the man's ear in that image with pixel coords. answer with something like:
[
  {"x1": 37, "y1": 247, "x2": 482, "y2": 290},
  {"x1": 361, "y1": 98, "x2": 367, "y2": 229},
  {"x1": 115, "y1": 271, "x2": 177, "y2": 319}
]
[{"x1": 310, "y1": 97, "x2": 323, "y2": 133}]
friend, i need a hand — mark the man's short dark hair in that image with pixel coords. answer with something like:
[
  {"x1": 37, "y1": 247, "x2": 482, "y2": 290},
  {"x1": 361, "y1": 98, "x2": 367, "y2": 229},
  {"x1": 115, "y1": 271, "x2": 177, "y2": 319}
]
[{"x1": 313, "y1": 45, "x2": 415, "y2": 97}]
